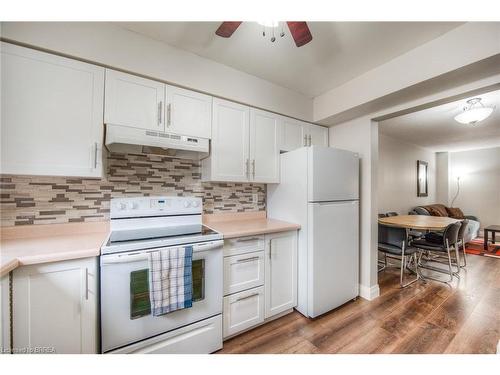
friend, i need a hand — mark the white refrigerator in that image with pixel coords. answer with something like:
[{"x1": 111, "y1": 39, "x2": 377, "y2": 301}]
[{"x1": 267, "y1": 146, "x2": 359, "y2": 318}]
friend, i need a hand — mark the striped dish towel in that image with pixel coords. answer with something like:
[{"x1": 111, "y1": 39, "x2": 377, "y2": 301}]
[{"x1": 148, "y1": 246, "x2": 193, "y2": 316}]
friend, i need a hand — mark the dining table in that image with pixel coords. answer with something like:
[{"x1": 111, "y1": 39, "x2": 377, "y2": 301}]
[{"x1": 378, "y1": 214, "x2": 460, "y2": 231}]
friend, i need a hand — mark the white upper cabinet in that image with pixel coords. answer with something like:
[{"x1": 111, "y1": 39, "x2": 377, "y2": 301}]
[
  {"x1": 301, "y1": 122, "x2": 329, "y2": 147},
  {"x1": 279, "y1": 117, "x2": 304, "y2": 152},
  {"x1": 249, "y1": 109, "x2": 280, "y2": 183},
  {"x1": 203, "y1": 98, "x2": 250, "y2": 182},
  {"x1": 279, "y1": 119, "x2": 329, "y2": 151},
  {"x1": 308, "y1": 123, "x2": 329, "y2": 147},
  {"x1": 104, "y1": 69, "x2": 165, "y2": 131},
  {"x1": 1, "y1": 42, "x2": 105, "y2": 177},
  {"x1": 166, "y1": 85, "x2": 212, "y2": 139},
  {"x1": 202, "y1": 100, "x2": 280, "y2": 183}
]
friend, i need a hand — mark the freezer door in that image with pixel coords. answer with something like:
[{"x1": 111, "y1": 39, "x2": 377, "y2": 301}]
[
  {"x1": 308, "y1": 146, "x2": 359, "y2": 202},
  {"x1": 308, "y1": 200, "x2": 359, "y2": 318}
]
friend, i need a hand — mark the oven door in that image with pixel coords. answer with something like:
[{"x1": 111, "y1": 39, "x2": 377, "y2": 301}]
[{"x1": 100, "y1": 240, "x2": 223, "y2": 352}]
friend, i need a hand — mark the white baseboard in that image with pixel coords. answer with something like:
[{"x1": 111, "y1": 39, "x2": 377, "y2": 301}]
[{"x1": 359, "y1": 284, "x2": 380, "y2": 301}]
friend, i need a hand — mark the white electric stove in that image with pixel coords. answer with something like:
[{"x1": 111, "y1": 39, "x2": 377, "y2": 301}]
[{"x1": 100, "y1": 196, "x2": 223, "y2": 354}]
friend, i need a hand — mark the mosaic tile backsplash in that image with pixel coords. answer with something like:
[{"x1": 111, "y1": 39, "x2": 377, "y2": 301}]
[{"x1": 0, "y1": 152, "x2": 266, "y2": 226}]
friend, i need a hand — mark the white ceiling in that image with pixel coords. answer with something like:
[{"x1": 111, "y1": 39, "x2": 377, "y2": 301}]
[
  {"x1": 116, "y1": 22, "x2": 462, "y2": 98},
  {"x1": 379, "y1": 90, "x2": 500, "y2": 152}
]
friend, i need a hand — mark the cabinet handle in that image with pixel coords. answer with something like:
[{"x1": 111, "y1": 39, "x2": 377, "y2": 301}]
[
  {"x1": 245, "y1": 159, "x2": 250, "y2": 179},
  {"x1": 236, "y1": 237, "x2": 260, "y2": 242},
  {"x1": 269, "y1": 241, "x2": 272, "y2": 260},
  {"x1": 303, "y1": 134, "x2": 307, "y2": 147},
  {"x1": 93, "y1": 142, "x2": 98, "y2": 169},
  {"x1": 85, "y1": 267, "x2": 89, "y2": 300},
  {"x1": 235, "y1": 292, "x2": 259, "y2": 302},
  {"x1": 252, "y1": 159, "x2": 255, "y2": 179},
  {"x1": 234, "y1": 256, "x2": 260, "y2": 264},
  {"x1": 157, "y1": 102, "x2": 162, "y2": 125},
  {"x1": 308, "y1": 134, "x2": 312, "y2": 146},
  {"x1": 167, "y1": 103, "x2": 171, "y2": 127}
]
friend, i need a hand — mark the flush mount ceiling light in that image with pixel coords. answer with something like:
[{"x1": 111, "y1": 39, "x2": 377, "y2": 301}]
[{"x1": 454, "y1": 97, "x2": 494, "y2": 125}]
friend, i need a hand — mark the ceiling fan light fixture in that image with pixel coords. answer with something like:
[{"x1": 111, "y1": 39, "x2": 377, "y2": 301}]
[
  {"x1": 257, "y1": 21, "x2": 279, "y2": 28},
  {"x1": 454, "y1": 98, "x2": 494, "y2": 125}
]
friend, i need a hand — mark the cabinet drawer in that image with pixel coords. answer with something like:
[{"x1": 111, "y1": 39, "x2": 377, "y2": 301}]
[
  {"x1": 223, "y1": 286, "x2": 264, "y2": 338},
  {"x1": 223, "y1": 235, "x2": 265, "y2": 257},
  {"x1": 224, "y1": 251, "x2": 264, "y2": 296}
]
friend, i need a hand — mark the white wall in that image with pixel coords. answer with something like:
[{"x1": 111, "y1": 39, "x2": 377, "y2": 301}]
[
  {"x1": 0, "y1": 22, "x2": 312, "y2": 121},
  {"x1": 436, "y1": 152, "x2": 450, "y2": 205},
  {"x1": 448, "y1": 147, "x2": 500, "y2": 229},
  {"x1": 378, "y1": 134, "x2": 437, "y2": 215},
  {"x1": 329, "y1": 117, "x2": 379, "y2": 300}
]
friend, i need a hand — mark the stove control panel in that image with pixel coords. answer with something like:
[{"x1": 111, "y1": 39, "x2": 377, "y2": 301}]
[{"x1": 110, "y1": 196, "x2": 202, "y2": 218}]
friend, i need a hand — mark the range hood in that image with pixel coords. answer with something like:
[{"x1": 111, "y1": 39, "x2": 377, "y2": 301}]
[{"x1": 105, "y1": 124, "x2": 209, "y2": 160}]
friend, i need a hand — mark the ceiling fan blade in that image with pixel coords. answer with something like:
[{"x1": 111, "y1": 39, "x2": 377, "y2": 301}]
[
  {"x1": 286, "y1": 22, "x2": 313, "y2": 47},
  {"x1": 215, "y1": 22, "x2": 242, "y2": 38}
]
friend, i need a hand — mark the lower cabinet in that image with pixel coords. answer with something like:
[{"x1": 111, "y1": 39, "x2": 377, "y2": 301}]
[
  {"x1": 1, "y1": 274, "x2": 10, "y2": 353},
  {"x1": 12, "y1": 257, "x2": 98, "y2": 354},
  {"x1": 265, "y1": 232, "x2": 298, "y2": 318},
  {"x1": 222, "y1": 231, "x2": 297, "y2": 339}
]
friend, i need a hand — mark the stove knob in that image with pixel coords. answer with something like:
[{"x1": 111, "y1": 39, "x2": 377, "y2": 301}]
[
  {"x1": 132, "y1": 202, "x2": 139, "y2": 210},
  {"x1": 192, "y1": 200, "x2": 200, "y2": 208},
  {"x1": 184, "y1": 201, "x2": 191, "y2": 208},
  {"x1": 119, "y1": 203, "x2": 127, "y2": 210}
]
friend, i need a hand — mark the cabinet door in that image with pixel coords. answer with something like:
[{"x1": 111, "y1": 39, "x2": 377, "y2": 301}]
[
  {"x1": 1, "y1": 42, "x2": 104, "y2": 177},
  {"x1": 13, "y1": 257, "x2": 98, "y2": 354},
  {"x1": 265, "y1": 231, "x2": 298, "y2": 319},
  {"x1": 104, "y1": 69, "x2": 165, "y2": 131},
  {"x1": 1, "y1": 274, "x2": 9, "y2": 352},
  {"x1": 166, "y1": 85, "x2": 212, "y2": 139},
  {"x1": 280, "y1": 117, "x2": 304, "y2": 151},
  {"x1": 223, "y1": 286, "x2": 264, "y2": 338},
  {"x1": 249, "y1": 109, "x2": 280, "y2": 183},
  {"x1": 208, "y1": 98, "x2": 250, "y2": 182},
  {"x1": 309, "y1": 124, "x2": 329, "y2": 146}
]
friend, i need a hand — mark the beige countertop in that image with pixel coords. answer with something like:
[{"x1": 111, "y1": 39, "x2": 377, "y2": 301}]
[
  {"x1": 1, "y1": 222, "x2": 109, "y2": 277},
  {"x1": 0, "y1": 211, "x2": 300, "y2": 277},
  {"x1": 203, "y1": 211, "x2": 300, "y2": 239}
]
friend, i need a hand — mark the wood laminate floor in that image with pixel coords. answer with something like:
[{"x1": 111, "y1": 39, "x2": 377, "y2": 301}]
[{"x1": 218, "y1": 254, "x2": 499, "y2": 354}]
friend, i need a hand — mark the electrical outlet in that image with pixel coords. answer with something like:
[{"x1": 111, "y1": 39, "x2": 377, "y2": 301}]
[{"x1": 252, "y1": 193, "x2": 258, "y2": 204}]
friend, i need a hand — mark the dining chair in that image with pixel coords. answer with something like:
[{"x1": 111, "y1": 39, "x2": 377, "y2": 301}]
[
  {"x1": 412, "y1": 222, "x2": 461, "y2": 283},
  {"x1": 378, "y1": 223, "x2": 419, "y2": 287},
  {"x1": 457, "y1": 219, "x2": 469, "y2": 268}
]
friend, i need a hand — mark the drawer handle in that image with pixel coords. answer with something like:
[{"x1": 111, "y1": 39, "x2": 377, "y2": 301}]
[
  {"x1": 234, "y1": 292, "x2": 259, "y2": 303},
  {"x1": 233, "y1": 256, "x2": 260, "y2": 264},
  {"x1": 236, "y1": 237, "x2": 261, "y2": 243}
]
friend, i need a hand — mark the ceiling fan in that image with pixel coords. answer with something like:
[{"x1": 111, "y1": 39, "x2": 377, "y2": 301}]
[{"x1": 215, "y1": 21, "x2": 313, "y2": 47}]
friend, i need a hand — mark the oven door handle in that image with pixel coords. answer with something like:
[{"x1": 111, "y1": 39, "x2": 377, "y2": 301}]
[
  {"x1": 192, "y1": 240, "x2": 223, "y2": 252},
  {"x1": 101, "y1": 253, "x2": 149, "y2": 265}
]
